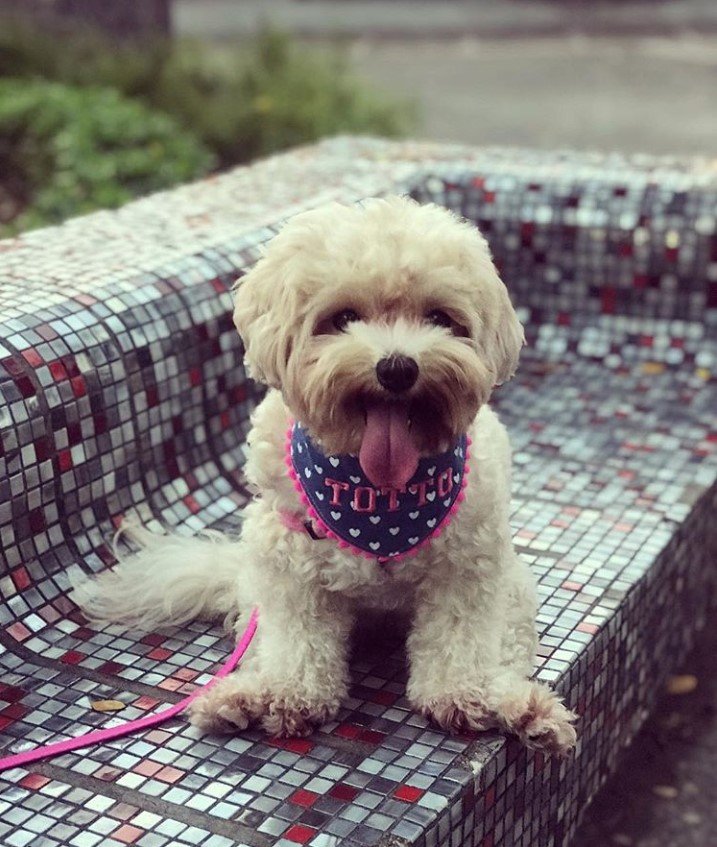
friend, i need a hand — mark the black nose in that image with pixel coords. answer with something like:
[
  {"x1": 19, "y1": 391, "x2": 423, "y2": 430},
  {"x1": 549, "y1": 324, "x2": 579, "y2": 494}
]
[{"x1": 376, "y1": 355, "x2": 419, "y2": 393}]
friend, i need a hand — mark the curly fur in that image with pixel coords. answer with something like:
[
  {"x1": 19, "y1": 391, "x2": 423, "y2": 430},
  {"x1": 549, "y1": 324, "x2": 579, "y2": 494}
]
[{"x1": 73, "y1": 197, "x2": 577, "y2": 755}]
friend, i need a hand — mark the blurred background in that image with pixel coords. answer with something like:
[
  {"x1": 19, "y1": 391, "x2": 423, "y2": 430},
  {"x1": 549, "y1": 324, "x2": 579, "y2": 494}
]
[
  {"x1": 2, "y1": 0, "x2": 717, "y2": 239},
  {"x1": 1, "y1": 2, "x2": 715, "y2": 845}
]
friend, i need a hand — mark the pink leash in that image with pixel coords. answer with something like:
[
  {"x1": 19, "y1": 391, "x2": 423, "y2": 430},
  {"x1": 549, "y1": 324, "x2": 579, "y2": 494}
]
[{"x1": 0, "y1": 608, "x2": 259, "y2": 774}]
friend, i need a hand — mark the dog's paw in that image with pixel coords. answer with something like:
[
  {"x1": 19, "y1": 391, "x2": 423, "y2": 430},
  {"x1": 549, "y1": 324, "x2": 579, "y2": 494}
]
[
  {"x1": 187, "y1": 675, "x2": 266, "y2": 733},
  {"x1": 497, "y1": 682, "x2": 577, "y2": 757},
  {"x1": 263, "y1": 697, "x2": 338, "y2": 738},
  {"x1": 415, "y1": 695, "x2": 499, "y2": 734},
  {"x1": 186, "y1": 674, "x2": 339, "y2": 738}
]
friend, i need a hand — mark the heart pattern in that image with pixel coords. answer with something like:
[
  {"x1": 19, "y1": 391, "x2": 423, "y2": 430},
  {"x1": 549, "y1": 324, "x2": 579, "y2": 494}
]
[{"x1": 290, "y1": 423, "x2": 468, "y2": 559}]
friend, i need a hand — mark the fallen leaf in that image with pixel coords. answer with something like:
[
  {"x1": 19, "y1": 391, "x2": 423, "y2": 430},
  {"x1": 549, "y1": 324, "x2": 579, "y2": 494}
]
[
  {"x1": 652, "y1": 785, "x2": 678, "y2": 799},
  {"x1": 90, "y1": 699, "x2": 126, "y2": 713},
  {"x1": 666, "y1": 674, "x2": 698, "y2": 695}
]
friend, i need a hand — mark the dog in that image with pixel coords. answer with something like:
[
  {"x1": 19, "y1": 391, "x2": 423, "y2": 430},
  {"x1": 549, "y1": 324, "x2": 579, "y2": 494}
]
[{"x1": 73, "y1": 197, "x2": 577, "y2": 755}]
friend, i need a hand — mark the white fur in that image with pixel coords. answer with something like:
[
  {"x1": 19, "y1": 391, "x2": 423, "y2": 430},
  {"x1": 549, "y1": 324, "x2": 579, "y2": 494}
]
[{"x1": 73, "y1": 198, "x2": 577, "y2": 754}]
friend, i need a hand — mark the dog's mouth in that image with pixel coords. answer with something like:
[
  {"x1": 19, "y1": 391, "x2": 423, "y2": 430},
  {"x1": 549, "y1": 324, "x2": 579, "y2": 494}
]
[{"x1": 358, "y1": 399, "x2": 420, "y2": 490}]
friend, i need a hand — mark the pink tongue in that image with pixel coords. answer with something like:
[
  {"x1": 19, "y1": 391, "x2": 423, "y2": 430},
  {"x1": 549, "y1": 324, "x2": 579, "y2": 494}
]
[{"x1": 359, "y1": 402, "x2": 420, "y2": 489}]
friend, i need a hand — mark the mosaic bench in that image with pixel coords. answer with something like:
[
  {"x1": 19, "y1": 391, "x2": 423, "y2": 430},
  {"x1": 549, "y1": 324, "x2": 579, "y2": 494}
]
[{"x1": 1, "y1": 137, "x2": 716, "y2": 847}]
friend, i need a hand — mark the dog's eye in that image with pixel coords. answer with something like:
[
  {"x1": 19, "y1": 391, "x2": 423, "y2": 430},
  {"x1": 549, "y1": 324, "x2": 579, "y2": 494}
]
[
  {"x1": 332, "y1": 309, "x2": 361, "y2": 332},
  {"x1": 425, "y1": 309, "x2": 453, "y2": 329}
]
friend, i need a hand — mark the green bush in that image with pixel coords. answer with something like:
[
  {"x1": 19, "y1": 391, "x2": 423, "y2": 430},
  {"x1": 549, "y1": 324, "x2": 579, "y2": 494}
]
[
  {"x1": 0, "y1": 20, "x2": 416, "y2": 170},
  {"x1": 0, "y1": 79, "x2": 214, "y2": 235}
]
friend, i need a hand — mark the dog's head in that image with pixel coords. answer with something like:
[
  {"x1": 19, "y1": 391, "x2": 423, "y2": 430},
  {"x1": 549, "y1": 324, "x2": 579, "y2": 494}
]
[{"x1": 233, "y1": 196, "x2": 523, "y2": 488}]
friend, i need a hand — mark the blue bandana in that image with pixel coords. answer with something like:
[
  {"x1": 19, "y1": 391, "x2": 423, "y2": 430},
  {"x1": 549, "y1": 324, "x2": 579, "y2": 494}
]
[{"x1": 286, "y1": 423, "x2": 469, "y2": 562}]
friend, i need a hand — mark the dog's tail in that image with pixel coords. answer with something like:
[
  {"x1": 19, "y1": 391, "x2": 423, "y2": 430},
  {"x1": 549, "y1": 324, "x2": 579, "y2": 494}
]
[{"x1": 70, "y1": 523, "x2": 245, "y2": 633}]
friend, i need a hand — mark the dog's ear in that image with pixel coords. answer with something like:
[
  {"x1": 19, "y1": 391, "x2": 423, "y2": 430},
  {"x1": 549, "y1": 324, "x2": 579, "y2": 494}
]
[
  {"x1": 480, "y1": 270, "x2": 525, "y2": 386},
  {"x1": 232, "y1": 259, "x2": 291, "y2": 388}
]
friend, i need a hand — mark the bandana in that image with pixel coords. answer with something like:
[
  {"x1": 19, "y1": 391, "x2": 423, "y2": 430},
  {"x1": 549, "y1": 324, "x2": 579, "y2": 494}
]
[{"x1": 285, "y1": 423, "x2": 470, "y2": 563}]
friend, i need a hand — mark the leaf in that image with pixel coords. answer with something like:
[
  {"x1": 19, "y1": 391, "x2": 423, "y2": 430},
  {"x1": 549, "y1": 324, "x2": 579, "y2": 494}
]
[
  {"x1": 666, "y1": 674, "x2": 698, "y2": 695},
  {"x1": 90, "y1": 699, "x2": 126, "y2": 713},
  {"x1": 652, "y1": 785, "x2": 678, "y2": 799}
]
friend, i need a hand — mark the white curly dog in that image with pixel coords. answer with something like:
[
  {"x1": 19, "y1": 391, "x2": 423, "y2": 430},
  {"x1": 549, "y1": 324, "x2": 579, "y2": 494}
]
[{"x1": 73, "y1": 197, "x2": 577, "y2": 755}]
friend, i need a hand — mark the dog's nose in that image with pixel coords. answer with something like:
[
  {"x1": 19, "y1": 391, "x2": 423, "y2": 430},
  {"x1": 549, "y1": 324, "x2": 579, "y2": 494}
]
[{"x1": 376, "y1": 355, "x2": 419, "y2": 393}]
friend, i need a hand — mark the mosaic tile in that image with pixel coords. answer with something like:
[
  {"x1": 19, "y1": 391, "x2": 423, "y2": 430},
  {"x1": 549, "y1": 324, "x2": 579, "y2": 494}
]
[{"x1": 1, "y1": 138, "x2": 716, "y2": 847}]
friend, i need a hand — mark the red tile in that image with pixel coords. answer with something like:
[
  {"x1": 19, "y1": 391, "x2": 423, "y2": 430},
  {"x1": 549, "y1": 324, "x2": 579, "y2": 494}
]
[
  {"x1": 60, "y1": 650, "x2": 85, "y2": 665},
  {"x1": 333, "y1": 723, "x2": 360, "y2": 740},
  {"x1": 284, "y1": 824, "x2": 317, "y2": 844},
  {"x1": 183, "y1": 495, "x2": 200, "y2": 514},
  {"x1": 329, "y1": 783, "x2": 359, "y2": 802},
  {"x1": 141, "y1": 634, "x2": 165, "y2": 647},
  {"x1": 485, "y1": 784, "x2": 496, "y2": 810},
  {"x1": 174, "y1": 668, "x2": 198, "y2": 682},
  {"x1": 20, "y1": 773, "x2": 51, "y2": 790},
  {"x1": 134, "y1": 760, "x2": 163, "y2": 777},
  {"x1": 21, "y1": 349, "x2": 43, "y2": 367},
  {"x1": 155, "y1": 766, "x2": 184, "y2": 783},
  {"x1": 148, "y1": 647, "x2": 172, "y2": 661},
  {"x1": 133, "y1": 696, "x2": 161, "y2": 710},
  {"x1": 577, "y1": 622, "x2": 599, "y2": 635},
  {"x1": 368, "y1": 690, "x2": 398, "y2": 707},
  {"x1": 394, "y1": 785, "x2": 424, "y2": 803},
  {"x1": 7, "y1": 622, "x2": 31, "y2": 641},
  {"x1": 113, "y1": 824, "x2": 145, "y2": 844},
  {"x1": 1, "y1": 702, "x2": 27, "y2": 720},
  {"x1": 357, "y1": 728, "x2": 386, "y2": 744},
  {"x1": 57, "y1": 449, "x2": 73, "y2": 471},
  {"x1": 0, "y1": 685, "x2": 26, "y2": 702},
  {"x1": 601, "y1": 286, "x2": 617, "y2": 314},
  {"x1": 11, "y1": 567, "x2": 30, "y2": 591},
  {"x1": 71, "y1": 375, "x2": 87, "y2": 397},
  {"x1": 279, "y1": 737, "x2": 313, "y2": 755},
  {"x1": 290, "y1": 789, "x2": 319, "y2": 807},
  {"x1": 48, "y1": 361, "x2": 68, "y2": 381}
]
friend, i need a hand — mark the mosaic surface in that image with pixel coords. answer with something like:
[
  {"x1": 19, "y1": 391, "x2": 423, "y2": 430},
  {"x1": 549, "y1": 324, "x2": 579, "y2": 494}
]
[{"x1": 1, "y1": 138, "x2": 716, "y2": 847}]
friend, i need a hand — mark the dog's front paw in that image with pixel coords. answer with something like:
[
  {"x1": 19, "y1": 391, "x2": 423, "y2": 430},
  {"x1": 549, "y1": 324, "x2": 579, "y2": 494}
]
[
  {"x1": 414, "y1": 695, "x2": 499, "y2": 734},
  {"x1": 187, "y1": 674, "x2": 340, "y2": 738},
  {"x1": 497, "y1": 682, "x2": 577, "y2": 757},
  {"x1": 187, "y1": 675, "x2": 266, "y2": 733},
  {"x1": 263, "y1": 697, "x2": 339, "y2": 738}
]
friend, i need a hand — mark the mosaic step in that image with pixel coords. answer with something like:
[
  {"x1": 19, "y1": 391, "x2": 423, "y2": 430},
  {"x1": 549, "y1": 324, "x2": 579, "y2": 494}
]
[{"x1": 1, "y1": 138, "x2": 716, "y2": 847}]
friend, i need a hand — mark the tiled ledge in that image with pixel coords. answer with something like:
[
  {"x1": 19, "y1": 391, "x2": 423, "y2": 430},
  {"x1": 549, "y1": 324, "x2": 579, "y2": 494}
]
[{"x1": 1, "y1": 138, "x2": 716, "y2": 847}]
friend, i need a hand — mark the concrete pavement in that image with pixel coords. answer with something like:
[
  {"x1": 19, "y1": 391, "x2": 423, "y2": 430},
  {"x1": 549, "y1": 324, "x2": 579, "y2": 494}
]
[
  {"x1": 347, "y1": 35, "x2": 717, "y2": 157},
  {"x1": 173, "y1": 0, "x2": 717, "y2": 41}
]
